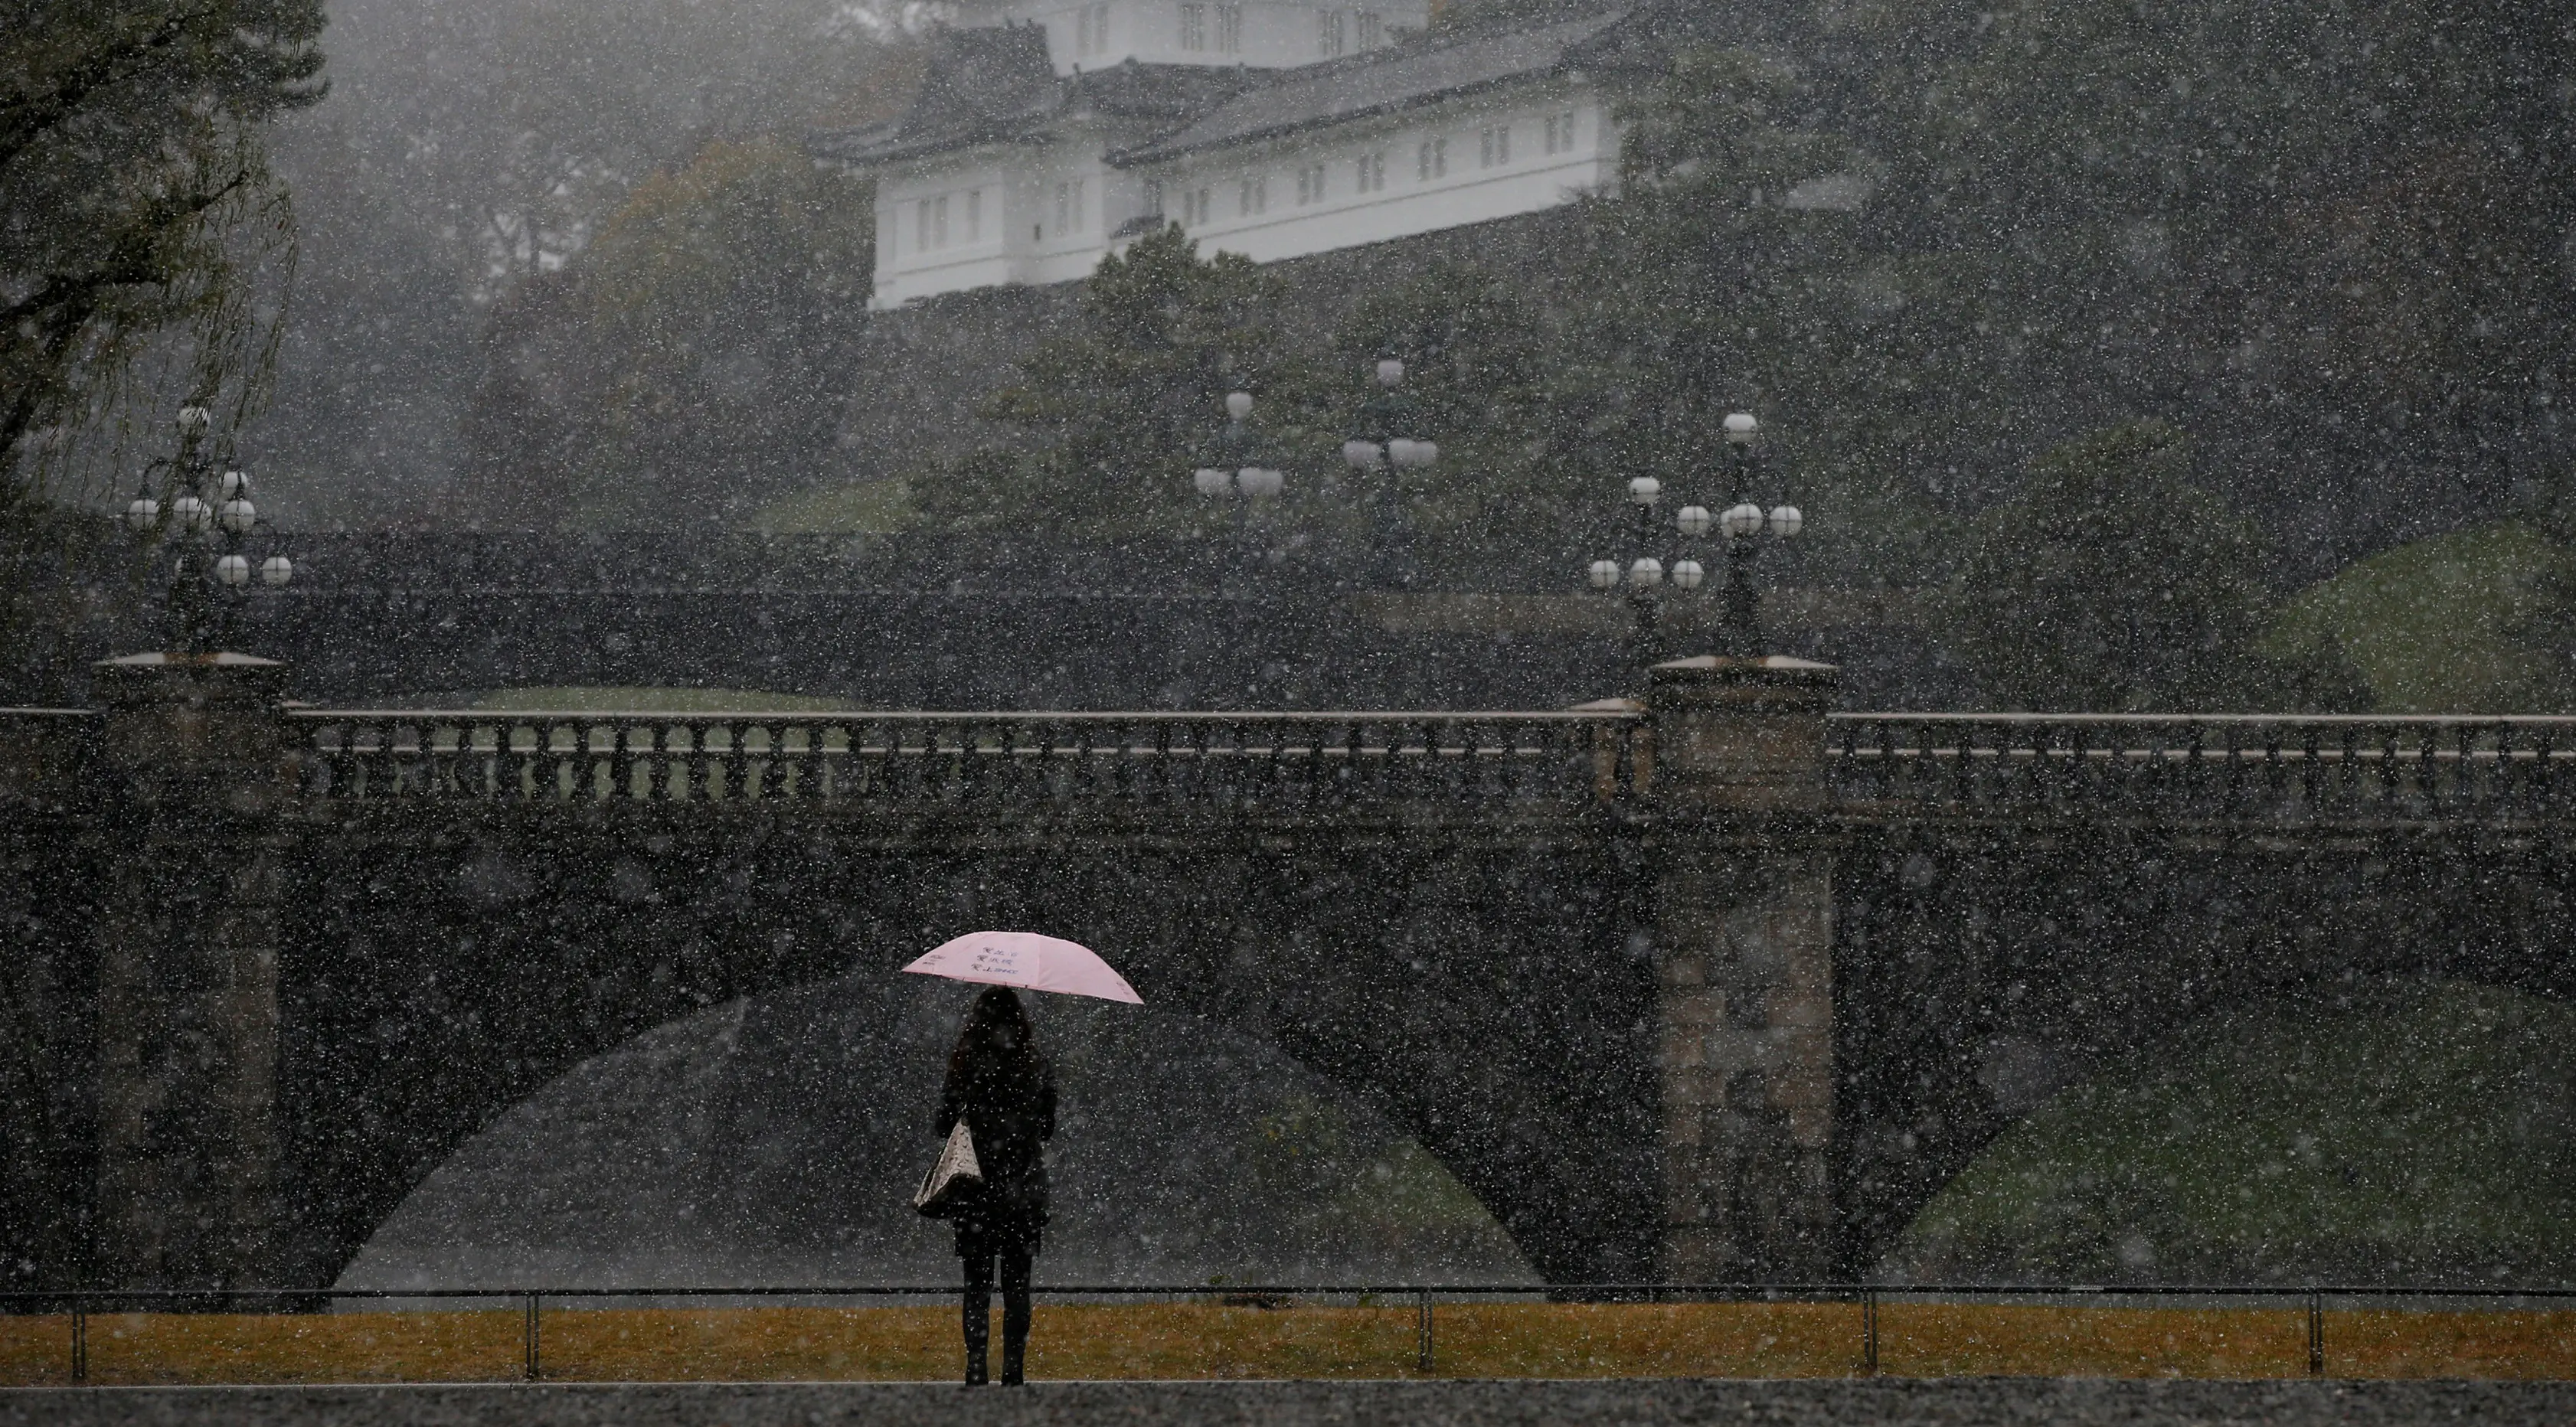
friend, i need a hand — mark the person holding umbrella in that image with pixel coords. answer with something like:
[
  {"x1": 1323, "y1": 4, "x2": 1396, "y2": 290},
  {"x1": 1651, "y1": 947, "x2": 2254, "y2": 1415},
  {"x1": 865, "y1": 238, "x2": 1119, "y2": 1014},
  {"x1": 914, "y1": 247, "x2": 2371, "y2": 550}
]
[{"x1": 907, "y1": 932, "x2": 1142, "y2": 1387}]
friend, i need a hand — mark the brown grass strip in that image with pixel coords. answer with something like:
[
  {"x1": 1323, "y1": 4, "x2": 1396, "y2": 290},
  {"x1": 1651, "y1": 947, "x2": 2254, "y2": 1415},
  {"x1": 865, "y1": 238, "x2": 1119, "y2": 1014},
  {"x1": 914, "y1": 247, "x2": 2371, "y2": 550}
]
[{"x1": 2, "y1": 1301, "x2": 2572, "y2": 1384}]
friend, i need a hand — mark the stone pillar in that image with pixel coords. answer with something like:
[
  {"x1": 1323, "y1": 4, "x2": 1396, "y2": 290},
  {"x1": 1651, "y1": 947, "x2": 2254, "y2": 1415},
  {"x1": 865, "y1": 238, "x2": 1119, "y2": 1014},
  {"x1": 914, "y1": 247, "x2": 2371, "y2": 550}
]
[
  {"x1": 1647, "y1": 654, "x2": 1839, "y2": 1281},
  {"x1": 88, "y1": 653, "x2": 296, "y2": 1291}
]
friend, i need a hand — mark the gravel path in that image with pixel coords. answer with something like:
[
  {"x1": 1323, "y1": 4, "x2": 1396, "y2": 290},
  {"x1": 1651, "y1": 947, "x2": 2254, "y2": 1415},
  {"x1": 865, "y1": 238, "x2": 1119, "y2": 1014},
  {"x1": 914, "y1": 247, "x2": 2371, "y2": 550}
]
[{"x1": 4, "y1": 1380, "x2": 2571, "y2": 1426}]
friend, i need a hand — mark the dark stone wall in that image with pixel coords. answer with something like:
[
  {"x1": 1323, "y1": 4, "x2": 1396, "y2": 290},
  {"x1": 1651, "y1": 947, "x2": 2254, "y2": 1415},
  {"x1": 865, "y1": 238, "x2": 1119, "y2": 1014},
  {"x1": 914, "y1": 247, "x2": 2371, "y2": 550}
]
[
  {"x1": 1832, "y1": 825, "x2": 2576, "y2": 1274},
  {"x1": 278, "y1": 806, "x2": 1662, "y2": 1290}
]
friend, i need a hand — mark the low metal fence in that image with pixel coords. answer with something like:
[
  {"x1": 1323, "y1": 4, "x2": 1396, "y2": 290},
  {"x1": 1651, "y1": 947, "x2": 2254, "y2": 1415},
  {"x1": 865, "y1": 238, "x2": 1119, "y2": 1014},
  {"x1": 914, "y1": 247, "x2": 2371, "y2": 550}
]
[
  {"x1": 290, "y1": 710, "x2": 1649, "y2": 808},
  {"x1": 9, "y1": 1280, "x2": 2573, "y2": 1383}
]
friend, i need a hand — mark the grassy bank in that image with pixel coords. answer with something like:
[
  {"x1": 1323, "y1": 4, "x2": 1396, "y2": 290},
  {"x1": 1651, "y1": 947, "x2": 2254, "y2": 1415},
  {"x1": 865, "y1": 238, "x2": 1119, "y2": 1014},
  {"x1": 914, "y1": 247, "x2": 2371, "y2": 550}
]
[{"x1": 2, "y1": 1301, "x2": 2571, "y2": 1385}]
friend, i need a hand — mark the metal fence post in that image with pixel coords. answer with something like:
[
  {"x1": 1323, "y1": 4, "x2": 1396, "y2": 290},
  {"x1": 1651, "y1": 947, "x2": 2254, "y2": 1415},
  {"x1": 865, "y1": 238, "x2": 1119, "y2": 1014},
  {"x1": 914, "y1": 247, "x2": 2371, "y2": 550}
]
[
  {"x1": 70, "y1": 1293, "x2": 86, "y2": 1383},
  {"x1": 1416, "y1": 1288, "x2": 1433, "y2": 1373},
  {"x1": 525, "y1": 1293, "x2": 542, "y2": 1380},
  {"x1": 2306, "y1": 1289, "x2": 2323, "y2": 1378},
  {"x1": 1863, "y1": 1288, "x2": 1879, "y2": 1376}
]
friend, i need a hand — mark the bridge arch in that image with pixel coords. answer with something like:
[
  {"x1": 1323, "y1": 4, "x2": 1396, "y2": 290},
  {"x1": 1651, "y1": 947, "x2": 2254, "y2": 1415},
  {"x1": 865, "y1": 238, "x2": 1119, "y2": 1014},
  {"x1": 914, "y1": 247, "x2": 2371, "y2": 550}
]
[
  {"x1": 1831, "y1": 823, "x2": 2576, "y2": 1273},
  {"x1": 283, "y1": 809, "x2": 1661, "y2": 1289}
]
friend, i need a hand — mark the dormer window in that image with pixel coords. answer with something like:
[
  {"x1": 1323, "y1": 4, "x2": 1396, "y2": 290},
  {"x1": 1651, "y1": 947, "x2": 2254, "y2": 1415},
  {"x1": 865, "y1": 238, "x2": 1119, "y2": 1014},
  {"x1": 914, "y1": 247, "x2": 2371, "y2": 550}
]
[{"x1": 1075, "y1": 3, "x2": 1110, "y2": 57}]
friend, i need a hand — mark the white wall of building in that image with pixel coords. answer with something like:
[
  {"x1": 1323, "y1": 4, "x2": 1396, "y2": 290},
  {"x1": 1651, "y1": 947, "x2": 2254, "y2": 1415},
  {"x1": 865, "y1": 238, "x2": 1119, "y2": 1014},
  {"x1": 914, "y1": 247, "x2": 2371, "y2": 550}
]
[
  {"x1": 872, "y1": 132, "x2": 1172, "y2": 307},
  {"x1": 966, "y1": 0, "x2": 1427, "y2": 73},
  {"x1": 1153, "y1": 88, "x2": 1617, "y2": 266}
]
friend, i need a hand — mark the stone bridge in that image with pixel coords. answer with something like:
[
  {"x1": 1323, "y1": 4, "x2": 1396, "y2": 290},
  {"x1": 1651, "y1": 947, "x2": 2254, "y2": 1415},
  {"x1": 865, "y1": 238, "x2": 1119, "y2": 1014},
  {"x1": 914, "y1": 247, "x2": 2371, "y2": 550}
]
[{"x1": 4, "y1": 652, "x2": 2572, "y2": 1297}]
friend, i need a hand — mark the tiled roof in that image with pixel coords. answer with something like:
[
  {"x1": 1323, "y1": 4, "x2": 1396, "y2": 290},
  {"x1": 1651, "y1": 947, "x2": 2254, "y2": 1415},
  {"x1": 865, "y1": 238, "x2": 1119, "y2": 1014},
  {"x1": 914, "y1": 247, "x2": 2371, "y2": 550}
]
[
  {"x1": 811, "y1": 27, "x2": 1263, "y2": 167},
  {"x1": 811, "y1": 7, "x2": 1636, "y2": 171},
  {"x1": 1112, "y1": 8, "x2": 1632, "y2": 165}
]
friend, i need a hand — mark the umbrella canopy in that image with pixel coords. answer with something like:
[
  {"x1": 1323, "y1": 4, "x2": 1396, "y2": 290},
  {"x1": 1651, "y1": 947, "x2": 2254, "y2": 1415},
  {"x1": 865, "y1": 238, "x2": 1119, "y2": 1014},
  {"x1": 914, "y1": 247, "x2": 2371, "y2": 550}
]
[{"x1": 901, "y1": 931, "x2": 1144, "y2": 1005}]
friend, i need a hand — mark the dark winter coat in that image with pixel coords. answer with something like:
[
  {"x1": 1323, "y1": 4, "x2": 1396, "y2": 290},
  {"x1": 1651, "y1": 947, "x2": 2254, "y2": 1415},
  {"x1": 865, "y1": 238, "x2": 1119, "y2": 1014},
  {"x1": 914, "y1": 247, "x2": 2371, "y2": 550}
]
[{"x1": 937, "y1": 1037, "x2": 1057, "y2": 1256}]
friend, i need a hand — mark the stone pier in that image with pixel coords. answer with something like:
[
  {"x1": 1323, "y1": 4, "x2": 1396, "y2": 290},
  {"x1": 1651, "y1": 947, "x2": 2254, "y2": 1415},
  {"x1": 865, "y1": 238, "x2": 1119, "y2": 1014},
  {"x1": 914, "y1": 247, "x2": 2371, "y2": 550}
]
[{"x1": 1647, "y1": 655, "x2": 1839, "y2": 1280}]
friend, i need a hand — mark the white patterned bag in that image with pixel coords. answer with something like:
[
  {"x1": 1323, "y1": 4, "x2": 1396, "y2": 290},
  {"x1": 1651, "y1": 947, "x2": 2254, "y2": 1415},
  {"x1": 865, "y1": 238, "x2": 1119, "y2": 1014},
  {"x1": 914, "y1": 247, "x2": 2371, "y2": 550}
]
[{"x1": 912, "y1": 1118, "x2": 984, "y2": 1219}]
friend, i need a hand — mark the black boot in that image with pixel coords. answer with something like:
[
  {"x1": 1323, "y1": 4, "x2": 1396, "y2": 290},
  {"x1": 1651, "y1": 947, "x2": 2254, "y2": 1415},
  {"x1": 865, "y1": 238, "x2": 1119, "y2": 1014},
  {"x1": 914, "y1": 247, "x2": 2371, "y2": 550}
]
[
  {"x1": 964, "y1": 1347, "x2": 989, "y2": 1386},
  {"x1": 1001, "y1": 1340, "x2": 1025, "y2": 1386}
]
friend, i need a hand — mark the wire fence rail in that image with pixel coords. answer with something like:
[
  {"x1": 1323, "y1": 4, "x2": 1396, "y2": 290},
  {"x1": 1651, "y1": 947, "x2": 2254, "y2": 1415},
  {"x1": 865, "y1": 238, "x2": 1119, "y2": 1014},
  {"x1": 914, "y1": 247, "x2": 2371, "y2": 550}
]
[{"x1": 9, "y1": 1280, "x2": 2574, "y2": 1384}]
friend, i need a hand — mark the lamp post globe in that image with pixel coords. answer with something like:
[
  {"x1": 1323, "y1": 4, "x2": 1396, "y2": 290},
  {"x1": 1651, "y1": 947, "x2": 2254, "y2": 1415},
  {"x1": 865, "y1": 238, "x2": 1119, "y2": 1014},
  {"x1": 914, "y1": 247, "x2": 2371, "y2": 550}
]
[
  {"x1": 1587, "y1": 559, "x2": 1622, "y2": 590},
  {"x1": 1768, "y1": 505, "x2": 1803, "y2": 538},
  {"x1": 125, "y1": 497, "x2": 160, "y2": 531},
  {"x1": 214, "y1": 553, "x2": 251, "y2": 587},
  {"x1": 1672, "y1": 559, "x2": 1705, "y2": 590},
  {"x1": 1627, "y1": 476, "x2": 1662, "y2": 506},
  {"x1": 1721, "y1": 502, "x2": 1765, "y2": 538},
  {"x1": 1724, "y1": 411, "x2": 1758, "y2": 445},
  {"x1": 260, "y1": 556, "x2": 294, "y2": 587}
]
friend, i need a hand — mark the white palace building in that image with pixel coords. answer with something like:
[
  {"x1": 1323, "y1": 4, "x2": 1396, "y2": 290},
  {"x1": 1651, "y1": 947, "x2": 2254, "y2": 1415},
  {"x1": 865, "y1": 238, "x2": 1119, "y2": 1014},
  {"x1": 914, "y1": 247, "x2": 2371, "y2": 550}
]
[{"x1": 815, "y1": 2, "x2": 1647, "y2": 308}]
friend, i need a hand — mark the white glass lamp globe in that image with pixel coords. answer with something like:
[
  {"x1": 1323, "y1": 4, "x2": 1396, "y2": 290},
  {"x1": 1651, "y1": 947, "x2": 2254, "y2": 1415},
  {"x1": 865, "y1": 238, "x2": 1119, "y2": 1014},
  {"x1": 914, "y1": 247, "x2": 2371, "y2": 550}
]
[
  {"x1": 172, "y1": 495, "x2": 211, "y2": 531},
  {"x1": 260, "y1": 555, "x2": 293, "y2": 586},
  {"x1": 1769, "y1": 505, "x2": 1804, "y2": 537},
  {"x1": 1237, "y1": 466, "x2": 1283, "y2": 499},
  {"x1": 175, "y1": 405, "x2": 212, "y2": 436},
  {"x1": 1194, "y1": 467, "x2": 1231, "y2": 497},
  {"x1": 214, "y1": 553, "x2": 251, "y2": 587},
  {"x1": 124, "y1": 497, "x2": 159, "y2": 531},
  {"x1": 1411, "y1": 439, "x2": 1437, "y2": 467},
  {"x1": 1342, "y1": 439, "x2": 1385, "y2": 469},
  {"x1": 1376, "y1": 358, "x2": 1404, "y2": 387},
  {"x1": 1225, "y1": 391, "x2": 1254, "y2": 420},
  {"x1": 1387, "y1": 439, "x2": 1422, "y2": 467},
  {"x1": 1628, "y1": 475, "x2": 1662, "y2": 506},
  {"x1": 1630, "y1": 557, "x2": 1664, "y2": 586},
  {"x1": 1723, "y1": 412, "x2": 1759, "y2": 445},
  {"x1": 217, "y1": 470, "x2": 250, "y2": 499},
  {"x1": 1721, "y1": 501, "x2": 1765, "y2": 537},
  {"x1": 1672, "y1": 559, "x2": 1706, "y2": 589},
  {"x1": 218, "y1": 498, "x2": 256, "y2": 534},
  {"x1": 1587, "y1": 559, "x2": 1621, "y2": 590},
  {"x1": 1676, "y1": 505, "x2": 1714, "y2": 537}
]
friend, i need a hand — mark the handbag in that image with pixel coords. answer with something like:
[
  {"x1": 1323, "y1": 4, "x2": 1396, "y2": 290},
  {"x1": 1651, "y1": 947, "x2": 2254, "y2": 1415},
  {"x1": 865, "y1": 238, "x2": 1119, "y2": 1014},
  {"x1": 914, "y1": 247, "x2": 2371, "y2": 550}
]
[{"x1": 912, "y1": 1118, "x2": 985, "y2": 1219}]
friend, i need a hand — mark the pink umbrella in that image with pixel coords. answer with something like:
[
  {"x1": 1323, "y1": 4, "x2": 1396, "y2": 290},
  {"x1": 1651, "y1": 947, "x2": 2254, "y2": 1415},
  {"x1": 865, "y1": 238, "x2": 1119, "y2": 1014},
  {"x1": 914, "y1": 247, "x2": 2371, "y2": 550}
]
[{"x1": 901, "y1": 930, "x2": 1144, "y2": 1004}]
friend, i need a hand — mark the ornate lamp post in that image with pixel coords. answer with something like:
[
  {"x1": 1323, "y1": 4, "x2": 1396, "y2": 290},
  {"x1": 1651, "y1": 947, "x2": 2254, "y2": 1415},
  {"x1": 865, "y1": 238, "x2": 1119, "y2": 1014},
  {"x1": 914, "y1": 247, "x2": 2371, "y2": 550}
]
[
  {"x1": 1586, "y1": 411, "x2": 1802, "y2": 666},
  {"x1": 1339, "y1": 358, "x2": 1439, "y2": 586},
  {"x1": 123, "y1": 404, "x2": 294, "y2": 653},
  {"x1": 1191, "y1": 390, "x2": 1289, "y2": 544}
]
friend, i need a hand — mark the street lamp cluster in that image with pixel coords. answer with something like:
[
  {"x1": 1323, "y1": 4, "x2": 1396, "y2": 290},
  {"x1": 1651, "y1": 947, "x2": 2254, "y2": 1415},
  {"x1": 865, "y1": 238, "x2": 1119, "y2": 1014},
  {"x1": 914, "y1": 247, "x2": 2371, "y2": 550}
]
[
  {"x1": 1185, "y1": 365, "x2": 1805, "y2": 664},
  {"x1": 124, "y1": 404, "x2": 293, "y2": 652},
  {"x1": 1585, "y1": 411, "x2": 1803, "y2": 663}
]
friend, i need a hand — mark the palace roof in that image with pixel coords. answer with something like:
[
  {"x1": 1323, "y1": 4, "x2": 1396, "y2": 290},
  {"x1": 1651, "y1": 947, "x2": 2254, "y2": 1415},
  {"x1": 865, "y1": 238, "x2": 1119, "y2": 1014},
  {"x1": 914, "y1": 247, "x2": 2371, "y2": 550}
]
[
  {"x1": 813, "y1": 6, "x2": 1639, "y2": 171},
  {"x1": 1111, "y1": 8, "x2": 1632, "y2": 165}
]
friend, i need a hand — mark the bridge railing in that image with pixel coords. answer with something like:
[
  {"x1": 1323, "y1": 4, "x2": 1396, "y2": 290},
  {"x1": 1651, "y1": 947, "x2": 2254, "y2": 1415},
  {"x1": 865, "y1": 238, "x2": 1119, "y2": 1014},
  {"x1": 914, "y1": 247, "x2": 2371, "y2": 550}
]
[
  {"x1": 289, "y1": 709, "x2": 1649, "y2": 808},
  {"x1": 1827, "y1": 713, "x2": 2576, "y2": 818}
]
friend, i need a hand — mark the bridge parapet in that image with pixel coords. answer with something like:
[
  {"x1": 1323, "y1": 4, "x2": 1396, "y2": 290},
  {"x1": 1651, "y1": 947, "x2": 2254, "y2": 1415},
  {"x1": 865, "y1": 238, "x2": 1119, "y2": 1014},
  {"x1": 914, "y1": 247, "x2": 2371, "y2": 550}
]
[
  {"x1": 1827, "y1": 713, "x2": 2576, "y2": 825},
  {"x1": 289, "y1": 709, "x2": 1649, "y2": 811}
]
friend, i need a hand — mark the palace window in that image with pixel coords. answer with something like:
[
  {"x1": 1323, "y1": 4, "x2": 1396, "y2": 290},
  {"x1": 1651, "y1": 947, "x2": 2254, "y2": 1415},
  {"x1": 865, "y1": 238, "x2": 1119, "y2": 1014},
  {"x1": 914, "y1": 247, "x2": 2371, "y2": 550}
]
[
  {"x1": 966, "y1": 188, "x2": 982, "y2": 242},
  {"x1": 1216, "y1": 4, "x2": 1242, "y2": 52},
  {"x1": 1355, "y1": 152, "x2": 1385, "y2": 193},
  {"x1": 1417, "y1": 136, "x2": 1447, "y2": 180},
  {"x1": 1295, "y1": 163, "x2": 1327, "y2": 204},
  {"x1": 1076, "y1": 3, "x2": 1110, "y2": 55},
  {"x1": 1180, "y1": 186, "x2": 1213, "y2": 225},
  {"x1": 1544, "y1": 111, "x2": 1578, "y2": 155},
  {"x1": 1316, "y1": 8, "x2": 1344, "y2": 56},
  {"x1": 1479, "y1": 125, "x2": 1510, "y2": 168},
  {"x1": 1144, "y1": 179, "x2": 1165, "y2": 219},
  {"x1": 1239, "y1": 175, "x2": 1267, "y2": 214},
  {"x1": 1356, "y1": 10, "x2": 1381, "y2": 47},
  {"x1": 1179, "y1": 3, "x2": 1207, "y2": 51}
]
